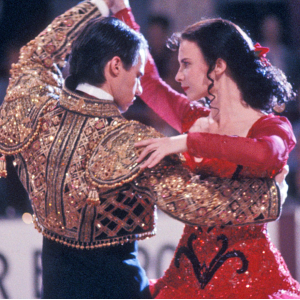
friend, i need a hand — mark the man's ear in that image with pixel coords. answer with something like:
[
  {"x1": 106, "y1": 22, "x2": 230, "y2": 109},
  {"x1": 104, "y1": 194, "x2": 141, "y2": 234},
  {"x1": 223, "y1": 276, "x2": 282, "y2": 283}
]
[
  {"x1": 109, "y1": 56, "x2": 122, "y2": 77},
  {"x1": 214, "y1": 58, "x2": 227, "y2": 75}
]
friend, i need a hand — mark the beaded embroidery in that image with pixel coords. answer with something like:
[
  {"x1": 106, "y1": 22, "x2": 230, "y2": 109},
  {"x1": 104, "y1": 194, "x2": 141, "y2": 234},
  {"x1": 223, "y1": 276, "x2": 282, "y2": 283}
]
[{"x1": 151, "y1": 176, "x2": 280, "y2": 227}]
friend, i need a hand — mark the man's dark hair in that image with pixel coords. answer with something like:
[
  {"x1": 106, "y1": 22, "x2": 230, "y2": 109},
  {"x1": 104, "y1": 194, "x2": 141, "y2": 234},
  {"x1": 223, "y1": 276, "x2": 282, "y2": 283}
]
[{"x1": 69, "y1": 17, "x2": 147, "y2": 87}]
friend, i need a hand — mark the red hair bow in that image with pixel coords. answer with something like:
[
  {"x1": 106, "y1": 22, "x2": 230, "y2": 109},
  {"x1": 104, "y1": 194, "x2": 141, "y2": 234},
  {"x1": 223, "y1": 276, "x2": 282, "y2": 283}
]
[
  {"x1": 254, "y1": 43, "x2": 269, "y2": 58},
  {"x1": 254, "y1": 43, "x2": 270, "y2": 67}
]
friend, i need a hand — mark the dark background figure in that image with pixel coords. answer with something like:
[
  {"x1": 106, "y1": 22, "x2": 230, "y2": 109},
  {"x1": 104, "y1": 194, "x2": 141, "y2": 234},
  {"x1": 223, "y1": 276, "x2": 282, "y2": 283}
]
[
  {"x1": 146, "y1": 14, "x2": 182, "y2": 93},
  {"x1": 146, "y1": 15, "x2": 171, "y2": 80},
  {"x1": 0, "y1": 156, "x2": 32, "y2": 218},
  {"x1": 124, "y1": 14, "x2": 180, "y2": 137},
  {"x1": 258, "y1": 13, "x2": 300, "y2": 125},
  {"x1": 259, "y1": 14, "x2": 294, "y2": 75},
  {"x1": 285, "y1": 87, "x2": 300, "y2": 201}
]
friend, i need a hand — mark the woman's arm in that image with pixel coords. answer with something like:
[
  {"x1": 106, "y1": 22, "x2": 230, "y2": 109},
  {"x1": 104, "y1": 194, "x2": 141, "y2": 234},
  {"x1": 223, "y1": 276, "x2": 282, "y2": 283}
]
[
  {"x1": 136, "y1": 115, "x2": 296, "y2": 177},
  {"x1": 114, "y1": 7, "x2": 210, "y2": 133},
  {"x1": 187, "y1": 115, "x2": 296, "y2": 174}
]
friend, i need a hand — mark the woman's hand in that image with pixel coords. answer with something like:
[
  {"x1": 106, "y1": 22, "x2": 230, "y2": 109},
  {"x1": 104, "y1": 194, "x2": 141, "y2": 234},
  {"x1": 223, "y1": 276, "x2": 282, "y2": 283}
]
[
  {"x1": 135, "y1": 134, "x2": 188, "y2": 168},
  {"x1": 103, "y1": 0, "x2": 130, "y2": 13}
]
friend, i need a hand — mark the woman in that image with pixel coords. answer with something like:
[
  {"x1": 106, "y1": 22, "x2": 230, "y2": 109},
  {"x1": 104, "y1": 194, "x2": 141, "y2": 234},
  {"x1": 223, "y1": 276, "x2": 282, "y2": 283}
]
[{"x1": 112, "y1": 2, "x2": 300, "y2": 299}]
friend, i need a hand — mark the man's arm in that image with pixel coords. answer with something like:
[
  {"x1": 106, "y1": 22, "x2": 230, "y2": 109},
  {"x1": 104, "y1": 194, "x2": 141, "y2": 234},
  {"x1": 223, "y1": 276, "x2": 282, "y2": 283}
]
[
  {"x1": 87, "y1": 121, "x2": 281, "y2": 227},
  {"x1": 142, "y1": 158, "x2": 280, "y2": 227},
  {"x1": 0, "y1": 1, "x2": 108, "y2": 155}
]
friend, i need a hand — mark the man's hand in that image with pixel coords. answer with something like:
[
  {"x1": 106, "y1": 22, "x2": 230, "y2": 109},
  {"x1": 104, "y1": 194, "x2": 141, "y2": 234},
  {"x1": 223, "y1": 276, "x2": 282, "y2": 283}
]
[
  {"x1": 275, "y1": 165, "x2": 289, "y2": 204},
  {"x1": 103, "y1": 0, "x2": 113, "y2": 7},
  {"x1": 275, "y1": 165, "x2": 289, "y2": 184},
  {"x1": 103, "y1": 0, "x2": 130, "y2": 14}
]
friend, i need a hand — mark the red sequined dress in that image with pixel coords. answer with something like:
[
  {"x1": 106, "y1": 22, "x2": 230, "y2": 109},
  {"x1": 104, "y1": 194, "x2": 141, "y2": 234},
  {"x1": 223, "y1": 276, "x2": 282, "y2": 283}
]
[{"x1": 115, "y1": 8, "x2": 300, "y2": 299}]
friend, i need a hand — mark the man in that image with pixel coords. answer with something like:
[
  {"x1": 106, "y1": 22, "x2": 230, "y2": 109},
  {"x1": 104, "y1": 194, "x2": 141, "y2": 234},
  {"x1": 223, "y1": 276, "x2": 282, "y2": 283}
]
[{"x1": 0, "y1": 0, "x2": 280, "y2": 298}]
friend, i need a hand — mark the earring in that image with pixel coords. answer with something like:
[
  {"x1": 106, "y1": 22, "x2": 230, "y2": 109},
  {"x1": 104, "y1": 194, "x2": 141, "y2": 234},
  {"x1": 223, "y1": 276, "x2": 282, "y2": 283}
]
[{"x1": 273, "y1": 102, "x2": 285, "y2": 113}]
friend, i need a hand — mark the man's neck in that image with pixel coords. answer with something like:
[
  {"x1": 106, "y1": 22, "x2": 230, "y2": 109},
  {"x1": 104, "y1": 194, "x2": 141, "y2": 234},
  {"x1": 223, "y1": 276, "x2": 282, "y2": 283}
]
[{"x1": 76, "y1": 83, "x2": 113, "y2": 101}]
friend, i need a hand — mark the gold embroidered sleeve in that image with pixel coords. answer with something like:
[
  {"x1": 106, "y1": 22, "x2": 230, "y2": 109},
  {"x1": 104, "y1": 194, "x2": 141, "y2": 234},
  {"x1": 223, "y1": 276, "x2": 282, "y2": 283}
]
[
  {"x1": 87, "y1": 121, "x2": 280, "y2": 227},
  {"x1": 142, "y1": 157, "x2": 280, "y2": 227},
  {"x1": 86, "y1": 121, "x2": 164, "y2": 188},
  {"x1": 0, "y1": 1, "x2": 102, "y2": 154}
]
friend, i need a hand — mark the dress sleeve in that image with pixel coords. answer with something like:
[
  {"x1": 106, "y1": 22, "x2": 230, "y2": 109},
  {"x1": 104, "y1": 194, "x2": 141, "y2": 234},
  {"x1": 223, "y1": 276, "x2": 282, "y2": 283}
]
[
  {"x1": 0, "y1": 1, "x2": 105, "y2": 155},
  {"x1": 187, "y1": 115, "x2": 296, "y2": 176},
  {"x1": 114, "y1": 8, "x2": 210, "y2": 133}
]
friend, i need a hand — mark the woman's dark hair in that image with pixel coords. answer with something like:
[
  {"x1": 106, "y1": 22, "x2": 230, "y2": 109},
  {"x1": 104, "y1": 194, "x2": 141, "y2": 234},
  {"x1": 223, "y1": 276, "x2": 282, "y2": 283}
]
[
  {"x1": 168, "y1": 18, "x2": 295, "y2": 113},
  {"x1": 69, "y1": 17, "x2": 148, "y2": 87}
]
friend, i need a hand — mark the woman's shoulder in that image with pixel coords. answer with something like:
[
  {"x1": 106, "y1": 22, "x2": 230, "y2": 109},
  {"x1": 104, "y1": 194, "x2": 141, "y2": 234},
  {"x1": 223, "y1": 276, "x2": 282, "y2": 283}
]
[
  {"x1": 249, "y1": 113, "x2": 296, "y2": 149},
  {"x1": 252, "y1": 113, "x2": 294, "y2": 131}
]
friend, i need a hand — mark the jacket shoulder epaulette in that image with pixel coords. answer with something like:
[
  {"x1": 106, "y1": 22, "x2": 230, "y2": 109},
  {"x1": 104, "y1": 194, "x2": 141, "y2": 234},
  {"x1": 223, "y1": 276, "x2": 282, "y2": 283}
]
[{"x1": 86, "y1": 120, "x2": 163, "y2": 188}]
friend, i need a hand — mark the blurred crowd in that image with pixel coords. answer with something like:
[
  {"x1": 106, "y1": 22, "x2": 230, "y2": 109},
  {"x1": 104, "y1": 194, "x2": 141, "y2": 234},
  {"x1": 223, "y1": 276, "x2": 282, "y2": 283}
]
[{"x1": 1, "y1": 0, "x2": 300, "y2": 217}]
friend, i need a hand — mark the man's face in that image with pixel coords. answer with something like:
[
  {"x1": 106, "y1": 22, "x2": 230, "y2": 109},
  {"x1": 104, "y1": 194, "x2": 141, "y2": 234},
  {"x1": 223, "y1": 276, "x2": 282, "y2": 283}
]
[{"x1": 114, "y1": 49, "x2": 146, "y2": 113}]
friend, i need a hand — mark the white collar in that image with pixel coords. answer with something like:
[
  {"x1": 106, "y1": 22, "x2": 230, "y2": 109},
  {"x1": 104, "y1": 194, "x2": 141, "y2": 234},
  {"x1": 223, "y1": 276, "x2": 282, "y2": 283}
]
[{"x1": 76, "y1": 83, "x2": 114, "y2": 101}]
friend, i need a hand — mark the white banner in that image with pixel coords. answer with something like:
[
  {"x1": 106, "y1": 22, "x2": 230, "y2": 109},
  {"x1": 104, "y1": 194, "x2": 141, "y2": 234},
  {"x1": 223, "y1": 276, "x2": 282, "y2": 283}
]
[{"x1": 0, "y1": 219, "x2": 42, "y2": 299}]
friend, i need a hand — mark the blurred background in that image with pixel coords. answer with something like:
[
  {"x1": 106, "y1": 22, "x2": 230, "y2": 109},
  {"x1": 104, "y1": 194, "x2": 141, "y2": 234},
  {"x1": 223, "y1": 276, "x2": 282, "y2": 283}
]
[{"x1": 1, "y1": 0, "x2": 300, "y2": 298}]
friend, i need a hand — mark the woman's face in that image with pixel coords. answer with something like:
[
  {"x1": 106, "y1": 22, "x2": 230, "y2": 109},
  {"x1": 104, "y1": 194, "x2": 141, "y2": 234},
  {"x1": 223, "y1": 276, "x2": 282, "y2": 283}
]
[{"x1": 175, "y1": 40, "x2": 211, "y2": 101}]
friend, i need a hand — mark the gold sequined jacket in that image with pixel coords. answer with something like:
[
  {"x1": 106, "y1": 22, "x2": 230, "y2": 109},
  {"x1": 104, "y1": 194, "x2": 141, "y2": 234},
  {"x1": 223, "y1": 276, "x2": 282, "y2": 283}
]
[{"x1": 0, "y1": 1, "x2": 280, "y2": 249}]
